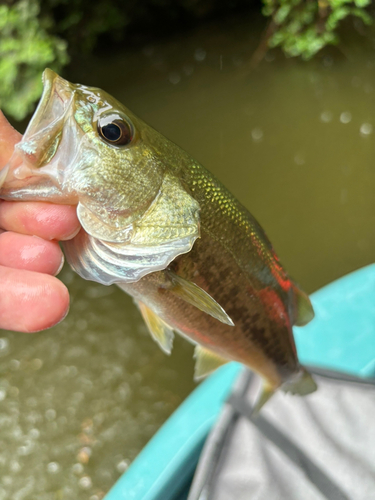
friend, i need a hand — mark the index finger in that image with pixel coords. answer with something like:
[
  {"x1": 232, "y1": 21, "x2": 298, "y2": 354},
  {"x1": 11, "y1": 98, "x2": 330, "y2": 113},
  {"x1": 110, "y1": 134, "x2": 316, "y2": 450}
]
[
  {"x1": 0, "y1": 111, "x2": 80, "y2": 240},
  {"x1": 0, "y1": 201, "x2": 80, "y2": 241}
]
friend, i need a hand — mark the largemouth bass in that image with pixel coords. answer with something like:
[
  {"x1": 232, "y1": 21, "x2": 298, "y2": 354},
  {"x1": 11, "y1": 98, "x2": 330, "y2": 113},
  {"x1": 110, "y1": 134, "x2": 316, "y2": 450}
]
[{"x1": 1, "y1": 69, "x2": 316, "y2": 407}]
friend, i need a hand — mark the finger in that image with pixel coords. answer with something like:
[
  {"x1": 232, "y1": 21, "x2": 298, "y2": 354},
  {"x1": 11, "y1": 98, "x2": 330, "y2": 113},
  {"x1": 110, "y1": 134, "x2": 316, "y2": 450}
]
[
  {"x1": 0, "y1": 201, "x2": 80, "y2": 241},
  {"x1": 0, "y1": 266, "x2": 69, "y2": 332},
  {"x1": 0, "y1": 232, "x2": 64, "y2": 275},
  {"x1": 0, "y1": 111, "x2": 22, "y2": 167}
]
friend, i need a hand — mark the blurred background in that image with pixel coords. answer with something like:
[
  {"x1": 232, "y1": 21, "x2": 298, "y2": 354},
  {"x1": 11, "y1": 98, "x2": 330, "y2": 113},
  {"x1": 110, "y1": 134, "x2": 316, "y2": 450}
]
[{"x1": 1, "y1": 1, "x2": 375, "y2": 499}]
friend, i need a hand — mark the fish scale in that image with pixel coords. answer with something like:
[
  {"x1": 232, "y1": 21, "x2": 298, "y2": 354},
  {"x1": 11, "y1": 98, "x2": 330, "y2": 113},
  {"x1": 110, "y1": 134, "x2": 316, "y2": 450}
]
[{"x1": 0, "y1": 69, "x2": 317, "y2": 408}]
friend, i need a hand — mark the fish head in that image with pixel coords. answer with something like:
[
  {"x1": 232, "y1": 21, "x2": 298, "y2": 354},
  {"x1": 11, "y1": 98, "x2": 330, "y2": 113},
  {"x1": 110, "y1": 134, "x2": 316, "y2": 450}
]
[
  {"x1": 3, "y1": 69, "x2": 167, "y2": 239},
  {"x1": 2, "y1": 69, "x2": 199, "y2": 242},
  {"x1": 1, "y1": 70, "x2": 200, "y2": 282}
]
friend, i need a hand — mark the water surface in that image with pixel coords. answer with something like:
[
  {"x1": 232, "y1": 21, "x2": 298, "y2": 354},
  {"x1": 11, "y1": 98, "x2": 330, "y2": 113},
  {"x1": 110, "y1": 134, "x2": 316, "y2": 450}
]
[{"x1": 1, "y1": 14, "x2": 375, "y2": 499}]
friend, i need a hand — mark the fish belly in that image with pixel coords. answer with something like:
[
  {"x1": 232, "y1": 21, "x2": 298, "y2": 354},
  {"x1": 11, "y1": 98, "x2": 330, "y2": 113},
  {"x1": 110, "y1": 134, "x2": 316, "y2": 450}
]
[{"x1": 120, "y1": 233, "x2": 300, "y2": 390}]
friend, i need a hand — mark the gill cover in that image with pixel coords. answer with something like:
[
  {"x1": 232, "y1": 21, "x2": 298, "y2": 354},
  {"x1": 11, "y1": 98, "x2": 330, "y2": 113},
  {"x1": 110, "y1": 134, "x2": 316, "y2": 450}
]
[
  {"x1": 0, "y1": 69, "x2": 201, "y2": 285},
  {"x1": 63, "y1": 175, "x2": 200, "y2": 285}
]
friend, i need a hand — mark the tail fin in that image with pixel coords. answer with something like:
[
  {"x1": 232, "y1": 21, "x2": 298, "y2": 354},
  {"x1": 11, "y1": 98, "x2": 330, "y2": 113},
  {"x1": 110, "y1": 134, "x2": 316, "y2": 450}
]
[
  {"x1": 282, "y1": 366, "x2": 317, "y2": 396},
  {"x1": 252, "y1": 367, "x2": 317, "y2": 416}
]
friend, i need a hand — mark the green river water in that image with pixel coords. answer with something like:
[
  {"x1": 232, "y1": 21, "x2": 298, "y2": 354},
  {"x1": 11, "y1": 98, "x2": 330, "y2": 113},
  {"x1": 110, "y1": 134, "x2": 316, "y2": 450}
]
[{"x1": 1, "y1": 13, "x2": 375, "y2": 499}]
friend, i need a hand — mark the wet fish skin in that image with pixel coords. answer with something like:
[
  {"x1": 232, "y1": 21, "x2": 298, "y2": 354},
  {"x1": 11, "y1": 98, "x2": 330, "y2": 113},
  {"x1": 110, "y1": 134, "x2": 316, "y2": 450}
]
[{"x1": 1, "y1": 69, "x2": 316, "y2": 397}]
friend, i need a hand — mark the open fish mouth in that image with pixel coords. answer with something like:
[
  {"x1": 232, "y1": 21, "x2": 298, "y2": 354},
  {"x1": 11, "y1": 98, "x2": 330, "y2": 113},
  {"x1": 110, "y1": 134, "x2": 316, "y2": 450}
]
[
  {"x1": 14, "y1": 69, "x2": 74, "y2": 172},
  {"x1": 0, "y1": 70, "x2": 80, "y2": 202},
  {"x1": 24, "y1": 69, "x2": 72, "y2": 140}
]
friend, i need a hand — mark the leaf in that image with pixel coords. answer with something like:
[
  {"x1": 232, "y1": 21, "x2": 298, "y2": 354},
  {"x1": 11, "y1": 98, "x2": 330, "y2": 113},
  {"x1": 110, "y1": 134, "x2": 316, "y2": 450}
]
[
  {"x1": 274, "y1": 4, "x2": 291, "y2": 24},
  {"x1": 351, "y1": 7, "x2": 373, "y2": 25},
  {"x1": 0, "y1": 0, "x2": 68, "y2": 121},
  {"x1": 353, "y1": 0, "x2": 371, "y2": 7},
  {"x1": 326, "y1": 6, "x2": 350, "y2": 30}
]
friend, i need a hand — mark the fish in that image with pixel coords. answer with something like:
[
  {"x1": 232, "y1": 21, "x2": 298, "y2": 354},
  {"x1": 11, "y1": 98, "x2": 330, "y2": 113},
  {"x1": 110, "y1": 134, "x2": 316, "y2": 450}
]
[{"x1": 0, "y1": 69, "x2": 317, "y2": 408}]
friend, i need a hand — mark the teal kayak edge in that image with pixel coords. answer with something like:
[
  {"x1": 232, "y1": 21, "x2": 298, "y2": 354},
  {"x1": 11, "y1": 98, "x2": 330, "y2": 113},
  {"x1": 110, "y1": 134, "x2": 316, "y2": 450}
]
[
  {"x1": 105, "y1": 362, "x2": 243, "y2": 500},
  {"x1": 294, "y1": 263, "x2": 375, "y2": 378},
  {"x1": 105, "y1": 263, "x2": 375, "y2": 499}
]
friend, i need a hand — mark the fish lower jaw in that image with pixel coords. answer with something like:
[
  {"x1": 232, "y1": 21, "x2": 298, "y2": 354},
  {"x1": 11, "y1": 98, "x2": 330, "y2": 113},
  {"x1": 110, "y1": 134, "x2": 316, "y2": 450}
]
[
  {"x1": 12, "y1": 164, "x2": 37, "y2": 180},
  {"x1": 2, "y1": 148, "x2": 50, "y2": 186},
  {"x1": 0, "y1": 171, "x2": 75, "y2": 203}
]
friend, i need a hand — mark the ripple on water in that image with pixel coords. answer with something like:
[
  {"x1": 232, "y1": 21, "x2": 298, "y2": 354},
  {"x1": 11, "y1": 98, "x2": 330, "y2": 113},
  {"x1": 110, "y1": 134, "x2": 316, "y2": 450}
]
[
  {"x1": 3, "y1": 11, "x2": 375, "y2": 500},
  {"x1": 360, "y1": 123, "x2": 373, "y2": 135},
  {"x1": 0, "y1": 338, "x2": 9, "y2": 356}
]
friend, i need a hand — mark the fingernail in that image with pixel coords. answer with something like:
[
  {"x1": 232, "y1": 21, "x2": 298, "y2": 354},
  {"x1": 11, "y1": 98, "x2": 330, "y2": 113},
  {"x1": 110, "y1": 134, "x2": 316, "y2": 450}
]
[
  {"x1": 61, "y1": 225, "x2": 81, "y2": 241},
  {"x1": 54, "y1": 253, "x2": 65, "y2": 276}
]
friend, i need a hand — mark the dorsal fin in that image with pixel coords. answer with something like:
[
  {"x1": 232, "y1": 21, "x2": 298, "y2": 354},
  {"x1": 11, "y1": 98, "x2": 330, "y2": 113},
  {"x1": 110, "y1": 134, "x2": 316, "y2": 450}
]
[
  {"x1": 137, "y1": 302, "x2": 174, "y2": 354},
  {"x1": 194, "y1": 345, "x2": 229, "y2": 380},
  {"x1": 292, "y1": 284, "x2": 315, "y2": 326},
  {"x1": 166, "y1": 271, "x2": 234, "y2": 326}
]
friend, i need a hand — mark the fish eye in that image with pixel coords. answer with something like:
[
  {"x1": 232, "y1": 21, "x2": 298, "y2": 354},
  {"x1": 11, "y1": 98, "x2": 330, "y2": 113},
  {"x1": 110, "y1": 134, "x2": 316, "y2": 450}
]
[{"x1": 97, "y1": 114, "x2": 133, "y2": 146}]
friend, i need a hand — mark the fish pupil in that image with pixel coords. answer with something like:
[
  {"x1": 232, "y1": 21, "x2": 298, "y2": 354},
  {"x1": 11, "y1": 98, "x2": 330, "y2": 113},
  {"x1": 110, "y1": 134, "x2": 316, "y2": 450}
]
[
  {"x1": 98, "y1": 117, "x2": 133, "y2": 146},
  {"x1": 102, "y1": 123, "x2": 121, "y2": 142}
]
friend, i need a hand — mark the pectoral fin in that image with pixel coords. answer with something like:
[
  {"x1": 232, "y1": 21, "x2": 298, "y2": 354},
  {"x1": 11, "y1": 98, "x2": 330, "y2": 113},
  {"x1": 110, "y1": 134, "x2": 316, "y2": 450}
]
[
  {"x1": 292, "y1": 284, "x2": 315, "y2": 326},
  {"x1": 138, "y1": 302, "x2": 174, "y2": 354},
  {"x1": 166, "y1": 271, "x2": 234, "y2": 326},
  {"x1": 132, "y1": 173, "x2": 200, "y2": 246},
  {"x1": 194, "y1": 345, "x2": 229, "y2": 380}
]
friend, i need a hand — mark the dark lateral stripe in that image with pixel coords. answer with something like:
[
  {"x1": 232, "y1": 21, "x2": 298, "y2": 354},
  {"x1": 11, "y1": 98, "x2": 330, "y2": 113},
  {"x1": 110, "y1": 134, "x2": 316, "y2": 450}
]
[{"x1": 228, "y1": 395, "x2": 350, "y2": 500}]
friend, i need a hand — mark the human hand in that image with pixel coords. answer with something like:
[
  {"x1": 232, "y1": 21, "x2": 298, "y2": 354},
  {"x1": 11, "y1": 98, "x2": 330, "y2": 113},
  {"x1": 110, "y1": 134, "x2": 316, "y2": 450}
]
[{"x1": 0, "y1": 111, "x2": 80, "y2": 332}]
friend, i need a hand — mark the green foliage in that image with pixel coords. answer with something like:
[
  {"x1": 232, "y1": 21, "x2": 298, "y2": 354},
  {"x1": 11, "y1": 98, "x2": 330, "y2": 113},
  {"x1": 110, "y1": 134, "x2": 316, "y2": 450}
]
[
  {"x1": 0, "y1": 0, "x2": 68, "y2": 120},
  {"x1": 0, "y1": 0, "x2": 250, "y2": 121},
  {"x1": 0, "y1": 0, "x2": 373, "y2": 121},
  {"x1": 44, "y1": 0, "x2": 132, "y2": 53},
  {"x1": 263, "y1": 0, "x2": 373, "y2": 59}
]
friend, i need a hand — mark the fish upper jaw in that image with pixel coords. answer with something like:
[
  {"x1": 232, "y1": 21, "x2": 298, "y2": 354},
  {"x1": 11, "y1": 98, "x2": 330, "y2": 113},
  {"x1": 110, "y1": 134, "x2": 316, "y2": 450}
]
[
  {"x1": 0, "y1": 69, "x2": 80, "y2": 204},
  {"x1": 15, "y1": 69, "x2": 74, "y2": 170}
]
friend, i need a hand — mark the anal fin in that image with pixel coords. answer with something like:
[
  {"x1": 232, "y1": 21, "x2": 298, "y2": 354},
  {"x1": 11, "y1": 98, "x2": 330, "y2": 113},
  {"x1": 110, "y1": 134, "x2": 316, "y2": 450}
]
[
  {"x1": 166, "y1": 271, "x2": 234, "y2": 327},
  {"x1": 194, "y1": 345, "x2": 229, "y2": 380},
  {"x1": 252, "y1": 382, "x2": 275, "y2": 416},
  {"x1": 138, "y1": 302, "x2": 174, "y2": 354}
]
